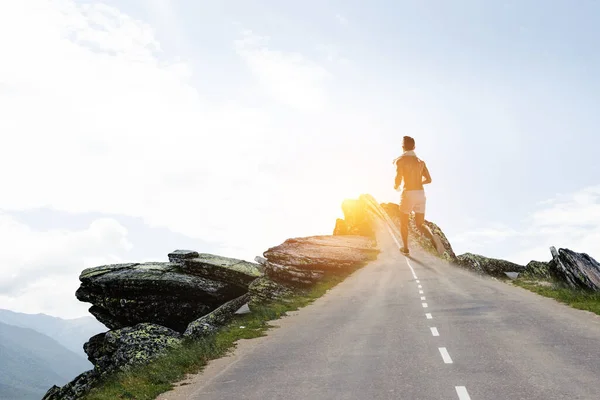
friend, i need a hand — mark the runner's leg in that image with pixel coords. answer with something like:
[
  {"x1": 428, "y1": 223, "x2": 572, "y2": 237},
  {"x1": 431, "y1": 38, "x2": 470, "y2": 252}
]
[
  {"x1": 400, "y1": 212, "x2": 410, "y2": 250},
  {"x1": 415, "y1": 213, "x2": 435, "y2": 242},
  {"x1": 415, "y1": 213, "x2": 445, "y2": 254}
]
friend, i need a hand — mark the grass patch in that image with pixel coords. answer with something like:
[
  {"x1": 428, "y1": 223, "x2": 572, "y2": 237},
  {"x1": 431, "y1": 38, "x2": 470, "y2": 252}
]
[
  {"x1": 84, "y1": 274, "x2": 350, "y2": 400},
  {"x1": 514, "y1": 279, "x2": 600, "y2": 316}
]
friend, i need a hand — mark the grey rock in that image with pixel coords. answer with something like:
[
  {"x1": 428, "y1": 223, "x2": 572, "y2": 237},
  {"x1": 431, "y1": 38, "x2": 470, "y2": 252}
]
[
  {"x1": 45, "y1": 324, "x2": 182, "y2": 399},
  {"x1": 522, "y1": 260, "x2": 553, "y2": 280},
  {"x1": 550, "y1": 247, "x2": 600, "y2": 291},
  {"x1": 184, "y1": 294, "x2": 250, "y2": 339},
  {"x1": 264, "y1": 235, "x2": 378, "y2": 273},
  {"x1": 85, "y1": 323, "x2": 182, "y2": 374},
  {"x1": 264, "y1": 261, "x2": 325, "y2": 286},
  {"x1": 76, "y1": 262, "x2": 246, "y2": 332},
  {"x1": 168, "y1": 249, "x2": 200, "y2": 263},
  {"x1": 179, "y1": 254, "x2": 263, "y2": 287},
  {"x1": 457, "y1": 253, "x2": 525, "y2": 277},
  {"x1": 42, "y1": 370, "x2": 99, "y2": 400},
  {"x1": 248, "y1": 277, "x2": 294, "y2": 309}
]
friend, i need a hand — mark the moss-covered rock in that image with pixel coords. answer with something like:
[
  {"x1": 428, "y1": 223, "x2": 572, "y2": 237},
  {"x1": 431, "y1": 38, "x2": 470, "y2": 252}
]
[
  {"x1": 44, "y1": 324, "x2": 181, "y2": 400},
  {"x1": 522, "y1": 260, "x2": 553, "y2": 280},
  {"x1": 76, "y1": 262, "x2": 246, "y2": 332},
  {"x1": 184, "y1": 294, "x2": 250, "y2": 339},
  {"x1": 84, "y1": 323, "x2": 182, "y2": 373},
  {"x1": 457, "y1": 253, "x2": 525, "y2": 277},
  {"x1": 248, "y1": 276, "x2": 294, "y2": 309},
  {"x1": 42, "y1": 370, "x2": 99, "y2": 400},
  {"x1": 174, "y1": 253, "x2": 263, "y2": 287}
]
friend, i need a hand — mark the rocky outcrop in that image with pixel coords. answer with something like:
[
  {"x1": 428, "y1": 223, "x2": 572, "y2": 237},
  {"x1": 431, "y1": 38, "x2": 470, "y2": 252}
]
[
  {"x1": 550, "y1": 247, "x2": 600, "y2": 291},
  {"x1": 43, "y1": 323, "x2": 181, "y2": 400},
  {"x1": 522, "y1": 260, "x2": 552, "y2": 280},
  {"x1": 169, "y1": 252, "x2": 263, "y2": 287},
  {"x1": 262, "y1": 235, "x2": 378, "y2": 287},
  {"x1": 85, "y1": 323, "x2": 182, "y2": 373},
  {"x1": 457, "y1": 253, "x2": 525, "y2": 277},
  {"x1": 42, "y1": 371, "x2": 99, "y2": 400},
  {"x1": 380, "y1": 202, "x2": 457, "y2": 260},
  {"x1": 264, "y1": 236, "x2": 378, "y2": 271},
  {"x1": 76, "y1": 259, "x2": 256, "y2": 332},
  {"x1": 184, "y1": 294, "x2": 250, "y2": 339},
  {"x1": 248, "y1": 276, "x2": 294, "y2": 308},
  {"x1": 333, "y1": 199, "x2": 375, "y2": 237}
]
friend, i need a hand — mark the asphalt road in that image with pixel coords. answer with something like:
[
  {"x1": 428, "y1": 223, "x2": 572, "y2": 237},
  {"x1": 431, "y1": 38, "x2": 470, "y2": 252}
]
[{"x1": 159, "y1": 228, "x2": 600, "y2": 400}]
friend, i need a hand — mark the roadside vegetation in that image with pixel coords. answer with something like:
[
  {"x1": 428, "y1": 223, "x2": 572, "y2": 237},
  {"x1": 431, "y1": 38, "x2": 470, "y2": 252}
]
[
  {"x1": 84, "y1": 273, "x2": 352, "y2": 400},
  {"x1": 513, "y1": 279, "x2": 600, "y2": 316}
]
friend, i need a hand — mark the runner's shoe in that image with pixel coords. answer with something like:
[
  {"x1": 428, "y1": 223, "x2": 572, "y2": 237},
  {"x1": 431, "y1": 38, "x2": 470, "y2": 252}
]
[{"x1": 400, "y1": 247, "x2": 410, "y2": 255}]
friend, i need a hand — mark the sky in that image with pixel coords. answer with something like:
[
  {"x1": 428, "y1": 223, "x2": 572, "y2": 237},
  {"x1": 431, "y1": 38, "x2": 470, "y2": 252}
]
[{"x1": 1, "y1": 0, "x2": 599, "y2": 318}]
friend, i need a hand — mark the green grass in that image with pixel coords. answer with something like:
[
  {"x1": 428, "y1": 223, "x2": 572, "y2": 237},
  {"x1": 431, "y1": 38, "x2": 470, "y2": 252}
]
[
  {"x1": 83, "y1": 274, "x2": 350, "y2": 400},
  {"x1": 514, "y1": 279, "x2": 600, "y2": 316}
]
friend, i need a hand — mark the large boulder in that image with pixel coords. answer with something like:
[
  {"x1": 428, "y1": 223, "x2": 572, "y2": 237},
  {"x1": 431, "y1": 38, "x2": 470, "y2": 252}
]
[
  {"x1": 264, "y1": 260, "x2": 325, "y2": 286},
  {"x1": 457, "y1": 253, "x2": 525, "y2": 277},
  {"x1": 550, "y1": 247, "x2": 600, "y2": 291},
  {"x1": 44, "y1": 324, "x2": 181, "y2": 400},
  {"x1": 522, "y1": 260, "x2": 553, "y2": 280},
  {"x1": 262, "y1": 235, "x2": 378, "y2": 287},
  {"x1": 248, "y1": 276, "x2": 294, "y2": 308},
  {"x1": 264, "y1": 235, "x2": 378, "y2": 272},
  {"x1": 380, "y1": 202, "x2": 457, "y2": 260},
  {"x1": 184, "y1": 294, "x2": 250, "y2": 339},
  {"x1": 334, "y1": 199, "x2": 375, "y2": 237},
  {"x1": 76, "y1": 262, "x2": 247, "y2": 332},
  {"x1": 84, "y1": 323, "x2": 181, "y2": 373},
  {"x1": 42, "y1": 371, "x2": 99, "y2": 400},
  {"x1": 169, "y1": 252, "x2": 263, "y2": 287}
]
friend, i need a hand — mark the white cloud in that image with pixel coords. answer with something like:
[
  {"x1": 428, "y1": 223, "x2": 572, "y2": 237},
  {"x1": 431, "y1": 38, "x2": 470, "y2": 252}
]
[
  {"x1": 0, "y1": 214, "x2": 132, "y2": 318},
  {"x1": 0, "y1": 1, "x2": 353, "y2": 272},
  {"x1": 335, "y1": 14, "x2": 349, "y2": 26},
  {"x1": 234, "y1": 30, "x2": 331, "y2": 110},
  {"x1": 453, "y1": 184, "x2": 600, "y2": 264},
  {"x1": 0, "y1": 2, "x2": 283, "y2": 254}
]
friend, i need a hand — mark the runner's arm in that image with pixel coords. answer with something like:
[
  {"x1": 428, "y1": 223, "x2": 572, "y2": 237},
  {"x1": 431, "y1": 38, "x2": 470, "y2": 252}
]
[
  {"x1": 394, "y1": 164, "x2": 403, "y2": 190},
  {"x1": 422, "y1": 164, "x2": 432, "y2": 185}
]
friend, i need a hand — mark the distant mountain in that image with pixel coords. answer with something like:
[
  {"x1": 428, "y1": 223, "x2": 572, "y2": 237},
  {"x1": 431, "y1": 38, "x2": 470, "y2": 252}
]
[
  {"x1": 0, "y1": 309, "x2": 106, "y2": 357},
  {"x1": 0, "y1": 321, "x2": 91, "y2": 400}
]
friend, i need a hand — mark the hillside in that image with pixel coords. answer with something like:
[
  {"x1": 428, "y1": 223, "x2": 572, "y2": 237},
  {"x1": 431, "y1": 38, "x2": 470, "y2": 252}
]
[
  {"x1": 0, "y1": 309, "x2": 105, "y2": 357},
  {"x1": 0, "y1": 321, "x2": 91, "y2": 400}
]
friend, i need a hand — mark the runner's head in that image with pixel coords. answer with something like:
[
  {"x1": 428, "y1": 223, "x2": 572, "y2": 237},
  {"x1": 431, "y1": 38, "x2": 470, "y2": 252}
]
[{"x1": 402, "y1": 136, "x2": 415, "y2": 151}]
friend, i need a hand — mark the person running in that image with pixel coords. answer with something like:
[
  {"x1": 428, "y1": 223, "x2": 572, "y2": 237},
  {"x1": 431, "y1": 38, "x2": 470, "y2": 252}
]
[{"x1": 393, "y1": 136, "x2": 443, "y2": 255}]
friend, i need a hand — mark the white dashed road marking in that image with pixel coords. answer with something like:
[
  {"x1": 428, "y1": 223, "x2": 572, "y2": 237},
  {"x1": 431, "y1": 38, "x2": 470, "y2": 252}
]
[
  {"x1": 421, "y1": 296, "x2": 426, "y2": 301},
  {"x1": 439, "y1": 347, "x2": 453, "y2": 364},
  {"x1": 455, "y1": 386, "x2": 472, "y2": 400},
  {"x1": 405, "y1": 258, "x2": 418, "y2": 279},
  {"x1": 383, "y1": 222, "x2": 471, "y2": 399}
]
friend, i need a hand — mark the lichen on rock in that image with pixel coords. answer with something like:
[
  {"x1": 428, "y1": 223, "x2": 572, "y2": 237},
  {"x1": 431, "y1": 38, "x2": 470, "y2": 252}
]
[
  {"x1": 76, "y1": 262, "x2": 246, "y2": 332},
  {"x1": 85, "y1": 323, "x2": 182, "y2": 373},
  {"x1": 457, "y1": 253, "x2": 525, "y2": 277},
  {"x1": 184, "y1": 294, "x2": 250, "y2": 339},
  {"x1": 174, "y1": 253, "x2": 263, "y2": 287},
  {"x1": 248, "y1": 276, "x2": 294, "y2": 308}
]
